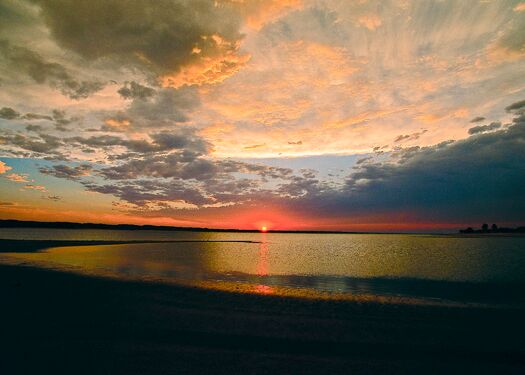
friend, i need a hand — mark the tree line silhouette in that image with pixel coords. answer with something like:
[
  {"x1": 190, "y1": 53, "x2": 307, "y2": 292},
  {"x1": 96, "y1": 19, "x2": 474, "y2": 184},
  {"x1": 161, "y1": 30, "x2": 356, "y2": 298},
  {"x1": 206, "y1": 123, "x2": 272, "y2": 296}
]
[{"x1": 459, "y1": 223, "x2": 525, "y2": 234}]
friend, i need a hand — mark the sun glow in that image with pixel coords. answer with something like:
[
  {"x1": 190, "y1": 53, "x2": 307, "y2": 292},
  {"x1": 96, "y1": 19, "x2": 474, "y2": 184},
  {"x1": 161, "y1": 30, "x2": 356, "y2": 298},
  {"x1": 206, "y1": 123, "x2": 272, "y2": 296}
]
[{"x1": 260, "y1": 226, "x2": 268, "y2": 232}]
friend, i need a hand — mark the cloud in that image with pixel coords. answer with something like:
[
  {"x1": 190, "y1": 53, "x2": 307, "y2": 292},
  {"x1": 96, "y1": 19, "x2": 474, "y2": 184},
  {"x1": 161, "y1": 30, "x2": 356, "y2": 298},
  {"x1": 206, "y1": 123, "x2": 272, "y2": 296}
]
[
  {"x1": 514, "y1": 3, "x2": 525, "y2": 12},
  {"x1": 329, "y1": 111, "x2": 525, "y2": 222},
  {"x1": 393, "y1": 130, "x2": 427, "y2": 143},
  {"x1": 33, "y1": 0, "x2": 247, "y2": 87},
  {"x1": 0, "y1": 161, "x2": 12, "y2": 174},
  {"x1": 96, "y1": 153, "x2": 216, "y2": 181},
  {"x1": 126, "y1": 87, "x2": 200, "y2": 125},
  {"x1": 23, "y1": 184, "x2": 47, "y2": 192},
  {"x1": 39, "y1": 164, "x2": 92, "y2": 181},
  {"x1": 356, "y1": 156, "x2": 373, "y2": 165},
  {"x1": 470, "y1": 116, "x2": 485, "y2": 123},
  {"x1": 493, "y1": 13, "x2": 525, "y2": 58},
  {"x1": 0, "y1": 133, "x2": 63, "y2": 155},
  {"x1": 244, "y1": 143, "x2": 266, "y2": 149},
  {"x1": 101, "y1": 117, "x2": 131, "y2": 132},
  {"x1": 468, "y1": 121, "x2": 501, "y2": 135},
  {"x1": 84, "y1": 179, "x2": 212, "y2": 207},
  {"x1": 0, "y1": 40, "x2": 105, "y2": 99},
  {"x1": 5, "y1": 173, "x2": 29, "y2": 183},
  {"x1": 51, "y1": 109, "x2": 79, "y2": 130},
  {"x1": 505, "y1": 99, "x2": 525, "y2": 112},
  {"x1": 70, "y1": 127, "x2": 210, "y2": 155},
  {"x1": 25, "y1": 124, "x2": 43, "y2": 132},
  {"x1": 0, "y1": 107, "x2": 20, "y2": 119},
  {"x1": 22, "y1": 113, "x2": 53, "y2": 121},
  {"x1": 117, "y1": 81, "x2": 156, "y2": 100}
]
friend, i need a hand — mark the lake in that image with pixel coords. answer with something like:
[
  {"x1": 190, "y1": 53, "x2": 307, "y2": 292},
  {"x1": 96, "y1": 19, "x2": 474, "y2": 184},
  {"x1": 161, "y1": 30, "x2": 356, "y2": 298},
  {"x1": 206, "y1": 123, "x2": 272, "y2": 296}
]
[{"x1": 1, "y1": 228, "x2": 524, "y2": 306}]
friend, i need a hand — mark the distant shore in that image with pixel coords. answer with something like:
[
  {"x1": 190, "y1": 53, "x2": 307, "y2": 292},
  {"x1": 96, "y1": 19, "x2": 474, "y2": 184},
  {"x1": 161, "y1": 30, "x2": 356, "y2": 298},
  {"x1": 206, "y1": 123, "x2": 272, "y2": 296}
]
[
  {"x1": 0, "y1": 219, "x2": 449, "y2": 235},
  {"x1": 1, "y1": 262, "x2": 524, "y2": 374}
]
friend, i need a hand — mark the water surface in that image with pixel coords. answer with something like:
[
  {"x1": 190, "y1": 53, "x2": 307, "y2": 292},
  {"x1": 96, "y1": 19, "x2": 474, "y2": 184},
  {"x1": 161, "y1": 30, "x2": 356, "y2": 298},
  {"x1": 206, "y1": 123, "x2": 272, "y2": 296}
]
[{"x1": 2, "y1": 229, "x2": 524, "y2": 306}]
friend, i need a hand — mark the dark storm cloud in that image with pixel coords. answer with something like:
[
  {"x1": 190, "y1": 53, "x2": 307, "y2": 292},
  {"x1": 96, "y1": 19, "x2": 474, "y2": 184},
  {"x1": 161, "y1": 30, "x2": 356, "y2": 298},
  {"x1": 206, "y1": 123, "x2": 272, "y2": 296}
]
[
  {"x1": 118, "y1": 81, "x2": 156, "y2": 100},
  {"x1": 468, "y1": 121, "x2": 501, "y2": 135},
  {"x1": 32, "y1": 0, "x2": 243, "y2": 77},
  {"x1": 0, "y1": 107, "x2": 20, "y2": 119},
  {"x1": 319, "y1": 112, "x2": 525, "y2": 222},
  {"x1": 0, "y1": 40, "x2": 105, "y2": 99}
]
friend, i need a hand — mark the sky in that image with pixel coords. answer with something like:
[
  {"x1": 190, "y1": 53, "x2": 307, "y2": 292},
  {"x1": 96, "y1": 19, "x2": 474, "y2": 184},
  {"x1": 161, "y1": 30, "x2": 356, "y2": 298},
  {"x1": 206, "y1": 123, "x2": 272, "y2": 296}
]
[{"x1": 1, "y1": 0, "x2": 525, "y2": 232}]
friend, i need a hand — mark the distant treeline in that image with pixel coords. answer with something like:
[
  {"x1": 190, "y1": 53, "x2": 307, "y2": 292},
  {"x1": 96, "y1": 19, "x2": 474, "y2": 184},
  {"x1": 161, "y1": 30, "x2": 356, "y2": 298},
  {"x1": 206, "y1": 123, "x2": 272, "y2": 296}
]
[
  {"x1": 0, "y1": 219, "x2": 254, "y2": 232},
  {"x1": 0, "y1": 219, "x2": 360, "y2": 235},
  {"x1": 459, "y1": 223, "x2": 525, "y2": 234}
]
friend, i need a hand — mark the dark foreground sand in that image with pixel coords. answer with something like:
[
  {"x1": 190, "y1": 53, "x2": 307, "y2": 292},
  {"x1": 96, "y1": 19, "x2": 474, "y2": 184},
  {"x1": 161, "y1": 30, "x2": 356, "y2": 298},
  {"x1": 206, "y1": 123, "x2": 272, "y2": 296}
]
[{"x1": 1, "y1": 243, "x2": 525, "y2": 374}]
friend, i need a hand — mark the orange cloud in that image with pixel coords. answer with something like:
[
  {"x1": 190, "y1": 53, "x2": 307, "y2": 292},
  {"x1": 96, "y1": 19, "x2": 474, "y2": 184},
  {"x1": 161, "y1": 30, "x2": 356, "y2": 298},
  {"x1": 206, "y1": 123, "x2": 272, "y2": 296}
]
[
  {"x1": 0, "y1": 161, "x2": 12, "y2": 174},
  {"x1": 514, "y1": 3, "x2": 525, "y2": 12},
  {"x1": 23, "y1": 184, "x2": 48, "y2": 192},
  {"x1": 103, "y1": 117, "x2": 131, "y2": 131},
  {"x1": 160, "y1": 35, "x2": 251, "y2": 88},
  {"x1": 6, "y1": 173, "x2": 29, "y2": 183}
]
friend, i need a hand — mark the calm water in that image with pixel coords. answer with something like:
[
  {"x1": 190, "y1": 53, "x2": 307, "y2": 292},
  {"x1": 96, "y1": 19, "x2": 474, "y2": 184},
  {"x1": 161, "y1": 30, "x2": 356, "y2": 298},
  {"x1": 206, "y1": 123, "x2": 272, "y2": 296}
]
[{"x1": 1, "y1": 228, "x2": 525, "y2": 306}]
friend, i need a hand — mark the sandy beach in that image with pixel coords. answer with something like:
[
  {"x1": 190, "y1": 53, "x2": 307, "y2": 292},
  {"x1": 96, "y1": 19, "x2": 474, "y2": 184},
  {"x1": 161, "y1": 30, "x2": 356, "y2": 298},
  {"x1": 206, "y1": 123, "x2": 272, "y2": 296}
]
[{"x1": 1, "y1": 240, "x2": 524, "y2": 374}]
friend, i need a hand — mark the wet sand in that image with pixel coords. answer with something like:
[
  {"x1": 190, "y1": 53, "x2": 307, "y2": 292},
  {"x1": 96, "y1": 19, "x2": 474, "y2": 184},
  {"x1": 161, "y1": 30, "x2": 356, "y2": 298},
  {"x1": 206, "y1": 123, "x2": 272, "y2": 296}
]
[
  {"x1": 1, "y1": 240, "x2": 525, "y2": 374},
  {"x1": 1, "y1": 263, "x2": 524, "y2": 374}
]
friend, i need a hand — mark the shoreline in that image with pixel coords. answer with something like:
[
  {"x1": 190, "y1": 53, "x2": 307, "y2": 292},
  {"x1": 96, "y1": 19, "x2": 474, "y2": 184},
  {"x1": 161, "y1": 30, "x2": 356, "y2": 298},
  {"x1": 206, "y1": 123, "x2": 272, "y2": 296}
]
[
  {"x1": 1, "y1": 262, "x2": 525, "y2": 373},
  {"x1": 2, "y1": 239, "x2": 525, "y2": 309},
  {"x1": 0, "y1": 238, "x2": 262, "y2": 253},
  {"x1": 0, "y1": 219, "x2": 456, "y2": 235}
]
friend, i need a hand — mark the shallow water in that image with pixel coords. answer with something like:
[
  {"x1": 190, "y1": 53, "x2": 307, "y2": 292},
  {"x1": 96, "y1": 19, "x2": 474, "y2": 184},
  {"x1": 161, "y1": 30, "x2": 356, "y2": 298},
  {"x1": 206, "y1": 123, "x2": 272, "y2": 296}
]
[{"x1": 2, "y1": 229, "x2": 525, "y2": 306}]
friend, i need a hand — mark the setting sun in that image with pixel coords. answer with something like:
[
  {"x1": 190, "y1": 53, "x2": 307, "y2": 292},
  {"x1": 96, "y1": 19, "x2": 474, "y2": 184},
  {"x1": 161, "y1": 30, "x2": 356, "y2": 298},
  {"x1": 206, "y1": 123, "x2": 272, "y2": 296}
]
[{"x1": 0, "y1": 1, "x2": 524, "y2": 373}]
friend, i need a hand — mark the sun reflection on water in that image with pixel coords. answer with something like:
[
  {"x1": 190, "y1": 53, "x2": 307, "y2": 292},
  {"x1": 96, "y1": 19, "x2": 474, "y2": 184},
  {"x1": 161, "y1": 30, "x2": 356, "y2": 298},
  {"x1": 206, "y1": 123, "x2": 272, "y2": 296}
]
[{"x1": 254, "y1": 233, "x2": 273, "y2": 294}]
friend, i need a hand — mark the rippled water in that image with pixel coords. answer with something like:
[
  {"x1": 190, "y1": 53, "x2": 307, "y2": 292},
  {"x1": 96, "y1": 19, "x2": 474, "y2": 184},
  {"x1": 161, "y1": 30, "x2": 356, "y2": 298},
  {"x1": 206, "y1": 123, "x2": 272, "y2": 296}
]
[{"x1": 2, "y1": 228, "x2": 525, "y2": 305}]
